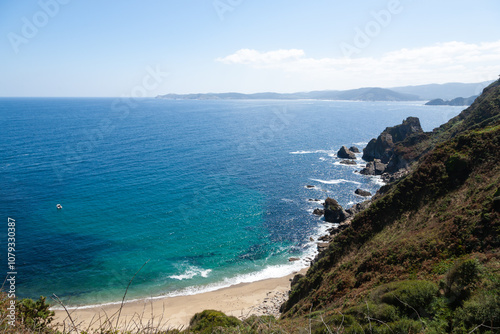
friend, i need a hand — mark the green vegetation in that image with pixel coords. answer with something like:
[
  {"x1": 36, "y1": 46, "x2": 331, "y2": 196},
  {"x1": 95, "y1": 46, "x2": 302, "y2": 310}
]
[
  {"x1": 0, "y1": 293, "x2": 55, "y2": 333},
  {"x1": 188, "y1": 310, "x2": 241, "y2": 333}
]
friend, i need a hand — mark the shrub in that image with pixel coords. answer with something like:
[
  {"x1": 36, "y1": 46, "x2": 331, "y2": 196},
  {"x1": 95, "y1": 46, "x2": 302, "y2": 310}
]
[
  {"x1": 18, "y1": 296, "x2": 54, "y2": 330},
  {"x1": 345, "y1": 301, "x2": 399, "y2": 324},
  {"x1": 442, "y1": 258, "x2": 481, "y2": 307},
  {"x1": 445, "y1": 153, "x2": 470, "y2": 184},
  {"x1": 243, "y1": 314, "x2": 278, "y2": 332},
  {"x1": 388, "y1": 319, "x2": 422, "y2": 333},
  {"x1": 189, "y1": 309, "x2": 241, "y2": 333},
  {"x1": 377, "y1": 280, "x2": 439, "y2": 318},
  {"x1": 453, "y1": 291, "x2": 500, "y2": 333}
]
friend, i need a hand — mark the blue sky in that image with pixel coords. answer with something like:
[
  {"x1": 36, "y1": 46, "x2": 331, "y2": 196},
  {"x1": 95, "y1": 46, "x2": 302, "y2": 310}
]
[{"x1": 1, "y1": 0, "x2": 499, "y2": 97}]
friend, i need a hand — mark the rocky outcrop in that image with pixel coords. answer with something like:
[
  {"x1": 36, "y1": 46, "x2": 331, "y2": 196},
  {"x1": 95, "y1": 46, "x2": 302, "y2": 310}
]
[
  {"x1": 323, "y1": 197, "x2": 347, "y2": 223},
  {"x1": 381, "y1": 169, "x2": 409, "y2": 183},
  {"x1": 349, "y1": 146, "x2": 360, "y2": 153},
  {"x1": 345, "y1": 200, "x2": 371, "y2": 216},
  {"x1": 362, "y1": 133, "x2": 394, "y2": 163},
  {"x1": 361, "y1": 117, "x2": 423, "y2": 174},
  {"x1": 317, "y1": 243, "x2": 329, "y2": 252},
  {"x1": 362, "y1": 117, "x2": 422, "y2": 161},
  {"x1": 359, "y1": 159, "x2": 387, "y2": 175},
  {"x1": 355, "y1": 189, "x2": 372, "y2": 197},
  {"x1": 337, "y1": 146, "x2": 356, "y2": 159},
  {"x1": 313, "y1": 208, "x2": 324, "y2": 216},
  {"x1": 340, "y1": 159, "x2": 356, "y2": 165}
]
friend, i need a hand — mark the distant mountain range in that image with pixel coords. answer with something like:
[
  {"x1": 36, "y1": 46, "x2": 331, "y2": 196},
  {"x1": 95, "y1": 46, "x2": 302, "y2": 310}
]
[
  {"x1": 156, "y1": 81, "x2": 495, "y2": 102},
  {"x1": 157, "y1": 87, "x2": 419, "y2": 101}
]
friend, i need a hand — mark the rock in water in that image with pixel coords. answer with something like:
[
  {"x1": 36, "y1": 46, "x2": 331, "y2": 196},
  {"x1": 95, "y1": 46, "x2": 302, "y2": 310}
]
[
  {"x1": 313, "y1": 208, "x2": 325, "y2": 216},
  {"x1": 349, "y1": 146, "x2": 360, "y2": 153},
  {"x1": 323, "y1": 197, "x2": 347, "y2": 223},
  {"x1": 340, "y1": 159, "x2": 357, "y2": 165},
  {"x1": 355, "y1": 189, "x2": 372, "y2": 197},
  {"x1": 337, "y1": 145, "x2": 356, "y2": 159}
]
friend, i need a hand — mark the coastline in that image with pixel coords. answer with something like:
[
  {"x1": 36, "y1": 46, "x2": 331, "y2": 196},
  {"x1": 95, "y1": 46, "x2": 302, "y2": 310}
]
[
  {"x1": 51, "y1": 147, "x2": 382, "y2": 331},
  {"x1": 53, "y1": 268, "x2": 307, "y2": 331}
]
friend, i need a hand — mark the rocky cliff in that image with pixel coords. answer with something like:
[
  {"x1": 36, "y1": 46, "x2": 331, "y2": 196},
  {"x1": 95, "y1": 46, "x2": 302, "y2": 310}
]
[
  {"x1": 280, "y1": 79, "x2": 500, "y2": 333},
  {"x1": 361, "y1": 116, "x2": 424, "y2": 175}
]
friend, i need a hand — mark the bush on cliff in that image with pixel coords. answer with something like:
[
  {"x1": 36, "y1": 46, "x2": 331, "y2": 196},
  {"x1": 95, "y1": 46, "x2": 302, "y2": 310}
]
[{"x1": 189, "y1": 310, "x2": 241, "y2": 333}]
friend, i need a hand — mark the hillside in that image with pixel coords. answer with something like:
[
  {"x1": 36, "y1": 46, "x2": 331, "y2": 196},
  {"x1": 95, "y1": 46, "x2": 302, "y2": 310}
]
[{"x1": 279, "y1": 79, "x2": 500, "y2": 332}]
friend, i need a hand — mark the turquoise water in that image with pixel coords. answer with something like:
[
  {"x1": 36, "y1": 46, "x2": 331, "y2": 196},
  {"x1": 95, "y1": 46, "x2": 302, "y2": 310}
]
[{"x1": 0, "y1": 98, "x2": 463, "y2": 307}]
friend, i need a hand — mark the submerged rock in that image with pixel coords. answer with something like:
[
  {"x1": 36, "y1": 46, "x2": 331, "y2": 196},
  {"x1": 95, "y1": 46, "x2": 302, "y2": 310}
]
[{"x1": 337, "y1": 146, "x2": 356, "y2": 159}]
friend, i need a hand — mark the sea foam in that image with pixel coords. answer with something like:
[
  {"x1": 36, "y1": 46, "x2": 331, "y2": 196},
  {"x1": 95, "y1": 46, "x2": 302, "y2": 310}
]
[{"x1": 310, "y1": 178, "x2": 361, "y2": 185}]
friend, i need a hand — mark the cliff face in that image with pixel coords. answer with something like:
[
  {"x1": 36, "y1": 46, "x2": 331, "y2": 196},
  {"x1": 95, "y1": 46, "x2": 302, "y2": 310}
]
[
  {"x1": 362, "y1": 117, "x2": 424, "y2": 173},
  {"x1": 281, "y1": 80, "x2": 500, "y2": 333}
]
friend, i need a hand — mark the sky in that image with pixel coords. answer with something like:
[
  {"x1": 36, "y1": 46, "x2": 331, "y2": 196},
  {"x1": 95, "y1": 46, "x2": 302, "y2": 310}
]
[{"x1": 1, "y1": 0, "x2": 499, "y2": 97}]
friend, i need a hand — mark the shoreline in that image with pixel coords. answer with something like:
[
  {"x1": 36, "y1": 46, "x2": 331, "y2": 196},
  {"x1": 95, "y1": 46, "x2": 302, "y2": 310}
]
[
  {"x1": 53, "y1": 268, "x2": 307, "y2": 331},
  {"x1": 51, "y1": 149, "x2": 382, "y2": 331}
]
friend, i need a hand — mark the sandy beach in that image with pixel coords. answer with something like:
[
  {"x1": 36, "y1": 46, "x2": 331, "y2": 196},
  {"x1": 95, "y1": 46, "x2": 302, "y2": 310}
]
[{"x1": 53, "y1": 268, "x2": 307, "y2": 331}]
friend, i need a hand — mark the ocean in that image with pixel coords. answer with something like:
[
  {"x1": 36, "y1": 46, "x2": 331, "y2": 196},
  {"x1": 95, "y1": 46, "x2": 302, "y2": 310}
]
[{"x1": 0, "y1": 98, "x2": 463, "y2": 307}]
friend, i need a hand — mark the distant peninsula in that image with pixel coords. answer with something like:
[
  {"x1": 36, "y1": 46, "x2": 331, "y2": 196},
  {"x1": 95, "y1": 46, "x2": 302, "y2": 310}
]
[
  {"x1": 156, "y1": 87, "x2": 419, "y2": 101},
  {"x1": 157, "y1": 80, "x2": 494, "y2": 102},
  {"x1": 425, "y1": 95, "x2": 478, "y2": 106}
]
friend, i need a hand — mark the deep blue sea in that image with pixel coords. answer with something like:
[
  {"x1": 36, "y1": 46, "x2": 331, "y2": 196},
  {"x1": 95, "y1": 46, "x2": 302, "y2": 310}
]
[{"x1": 0, "y1": 98, "x2": 464, "y2": 307}]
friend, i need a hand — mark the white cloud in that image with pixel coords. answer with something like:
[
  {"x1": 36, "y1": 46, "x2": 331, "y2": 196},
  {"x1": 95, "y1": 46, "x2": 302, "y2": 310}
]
[
  {"x1": 215, "y1": 41, "x2": 500, "y2": 89},
  {"x1": 216, "y1": 49, "x2": 305, "y2": 65}
]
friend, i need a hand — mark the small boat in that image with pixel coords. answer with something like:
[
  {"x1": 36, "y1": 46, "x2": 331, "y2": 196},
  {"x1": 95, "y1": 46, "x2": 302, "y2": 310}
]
[{"x1": 56, "y1": 204, "x2": 62, "y2": 209}]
